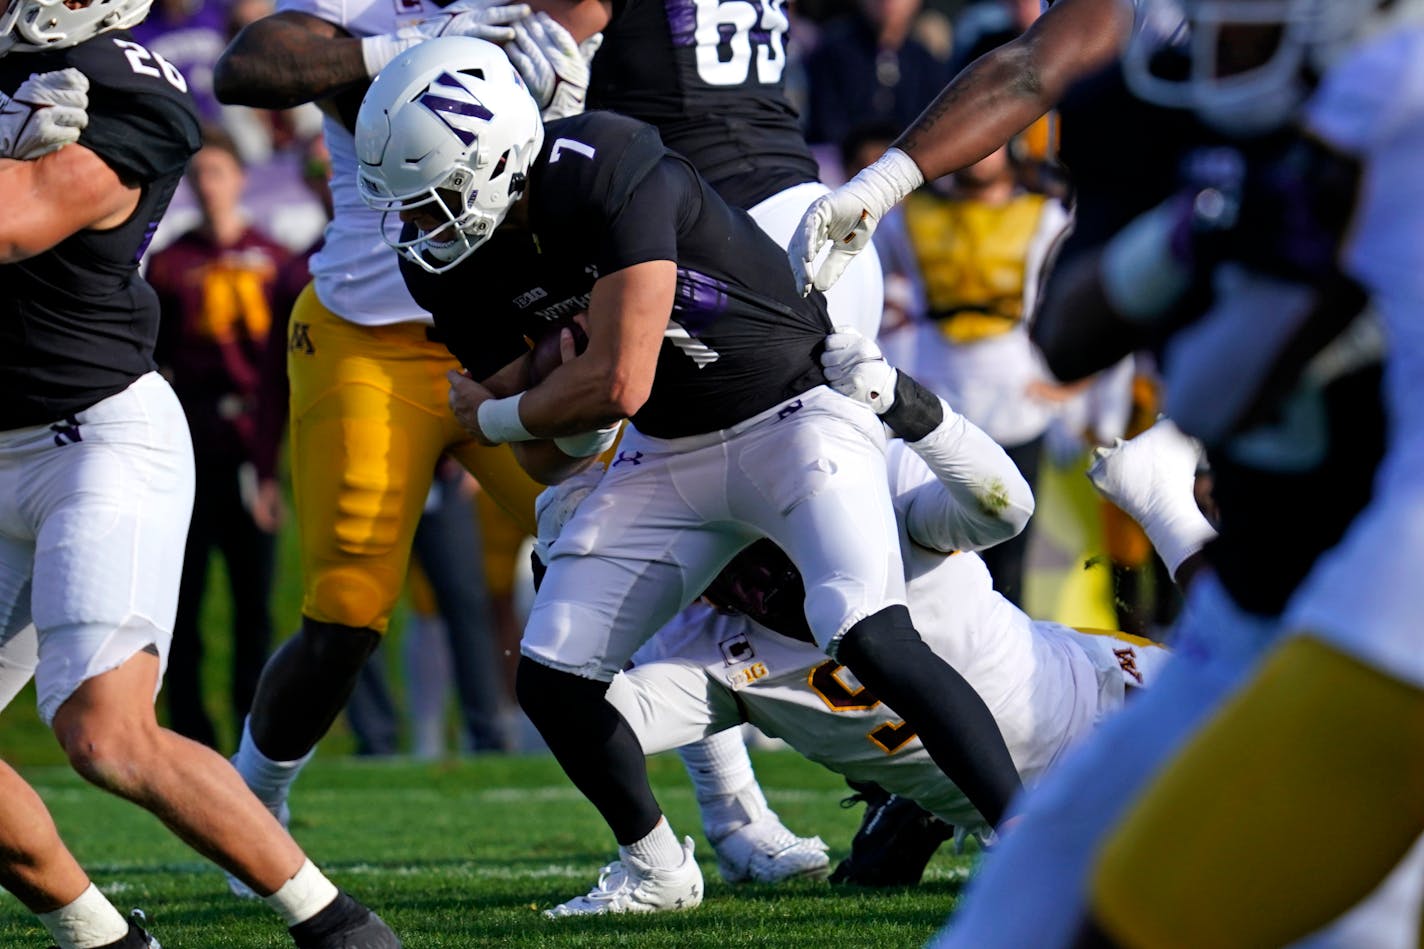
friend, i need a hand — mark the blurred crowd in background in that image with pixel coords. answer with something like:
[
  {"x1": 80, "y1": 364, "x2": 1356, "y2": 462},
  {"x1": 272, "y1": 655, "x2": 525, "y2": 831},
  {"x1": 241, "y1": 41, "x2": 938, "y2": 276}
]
[{"x1": 138, "y1": 0, "x2": 1181, "y2": 759}]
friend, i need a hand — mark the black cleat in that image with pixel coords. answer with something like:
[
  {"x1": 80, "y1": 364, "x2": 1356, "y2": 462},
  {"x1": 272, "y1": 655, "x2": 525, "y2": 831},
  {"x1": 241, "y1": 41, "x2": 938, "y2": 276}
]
[
  {"x1": 289, "y1": 892, "x2": 401, "y2": 949},
  {"x1": 829, "y1": 781, "x2": 954, "y2": 887},
  {"x1": 49, "y1": 909, "x2": 160, "y2": 949}
]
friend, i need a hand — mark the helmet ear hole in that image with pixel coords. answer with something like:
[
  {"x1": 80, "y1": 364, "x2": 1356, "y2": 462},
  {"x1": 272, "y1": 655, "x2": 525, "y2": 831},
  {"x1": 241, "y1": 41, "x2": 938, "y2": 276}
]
[{"x1": 490, "y1": 149, "x2": 509, "y2": 180}]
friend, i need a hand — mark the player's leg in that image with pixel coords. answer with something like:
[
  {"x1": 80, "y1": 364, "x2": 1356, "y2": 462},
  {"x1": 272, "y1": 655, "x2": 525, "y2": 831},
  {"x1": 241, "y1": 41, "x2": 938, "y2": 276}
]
[
  {"x1": 1090, "y1": 636, "x2": 1424, "y2": 949},
  {"x1": 748, "y1": 181, "x2": 886, "y2": 338},
  {"x1": 732, "y1": 391, "x2": 1021, "y2": 827},
  {"x1": 26, "y1": 371, "x2": 397, "y2": 946},
  {"x1": 678, "y1": 729, "x2": 831, "y2": 884},
  {"x1": 236, "y1": 291, "x2": 447, "y2": 815},
  {"x1": 930, "y1": 575, "x2": 1278, "y2": 949},
  {"x1": 521, "y1": 450, "x2": 747, "y2": 915},
  {"x1": 620, "y1": 620, "x2": 830, "y2": 884},
  {"x1": 0, "y1": 758, "x2": 150, "y2": 949}
]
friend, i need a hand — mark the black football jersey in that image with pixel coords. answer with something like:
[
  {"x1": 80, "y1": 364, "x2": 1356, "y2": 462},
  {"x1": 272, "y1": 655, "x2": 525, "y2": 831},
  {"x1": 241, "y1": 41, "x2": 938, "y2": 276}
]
[
  {"x1": 587, "y1": 0, "x2": 820, "y2": 210},
  {"x1": 1057, "y1": 65, "x2": 1384, "y2": 616},
  {"x1": 0, "y1": 31, "x2": 201, "y2": 429},
  {"x1": 403, "y1": 111, "x2": 830, "y2": 439}
]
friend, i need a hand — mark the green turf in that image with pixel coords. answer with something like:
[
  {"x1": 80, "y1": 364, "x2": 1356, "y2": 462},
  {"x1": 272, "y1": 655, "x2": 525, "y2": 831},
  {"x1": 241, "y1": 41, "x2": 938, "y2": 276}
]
[{"x1": 0, "y1": 752, "x2": 974, "y2": 947}]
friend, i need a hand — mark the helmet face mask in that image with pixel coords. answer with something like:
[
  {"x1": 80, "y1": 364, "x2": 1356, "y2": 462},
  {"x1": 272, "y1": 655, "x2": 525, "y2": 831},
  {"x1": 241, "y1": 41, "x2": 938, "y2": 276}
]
[
  {"x1": 0, "y1": 0, "x2": 154, "y2": 55},
  {"x1": 1126, "y1": 0, "x2": 1419, "y2": 134},
  {"x1": 356, "y1": 38, "x2": 544, "y2": 275}
]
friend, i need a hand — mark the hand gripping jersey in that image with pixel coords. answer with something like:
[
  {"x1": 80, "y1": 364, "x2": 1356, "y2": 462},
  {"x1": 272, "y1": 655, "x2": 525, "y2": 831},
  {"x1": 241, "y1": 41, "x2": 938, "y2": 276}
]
[
  {"x1": 402, "y1": 111, "x2": 832, "y2": 438},
  {"x1": 0, "y1": 32, "x2": 201, "y2": 430},
  {"x1": 587, "y1": 0, "x2": 820, "y2": 210}
]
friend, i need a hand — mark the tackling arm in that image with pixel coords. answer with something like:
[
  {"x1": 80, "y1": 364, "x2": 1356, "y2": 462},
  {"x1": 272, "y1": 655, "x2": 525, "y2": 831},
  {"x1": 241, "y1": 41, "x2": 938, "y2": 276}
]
[
  {"x1": 896, "y1": 0, "x2": 1132, "y2": 180},
  {"x1": 0, "y1": 147, "x2": 139, "y2": 263},
  {"x1": 890, "y1": 374, "x2": 1037, "y2": 554},
  {"x1": 213, "y1": 12, "x2": 366, "y2": 111}
]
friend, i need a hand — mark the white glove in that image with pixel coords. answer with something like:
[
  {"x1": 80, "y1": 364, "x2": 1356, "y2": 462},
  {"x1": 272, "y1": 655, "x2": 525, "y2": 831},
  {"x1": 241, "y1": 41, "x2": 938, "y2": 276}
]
[
  {"x1": 506, "y1": 13, "x2": 601, "y2": 121},
  {"x1": 532, "y1": 463, "x2": 605, "y2": 564},
  {"x1": 1087, "y1": 418, "x2": 1217, "y2": 578},
  {"x1": 788, "y1": 147, "x2": 923, "y2": 296},
  {"x1": 361, "y1": 0, "x2": 532, "y2": 77},
  {"x1": 0, "y1": 69, "x2": 89, "y2": 160},
  {"x1": 820, "y1": 327, "x2": 897, "y2": 415}
]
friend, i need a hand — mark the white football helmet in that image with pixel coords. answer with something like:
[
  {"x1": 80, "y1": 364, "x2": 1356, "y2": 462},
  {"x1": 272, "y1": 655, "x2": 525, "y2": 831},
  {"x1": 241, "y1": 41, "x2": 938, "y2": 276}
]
[
  {"x1": 1127, "y1": 0, "x2": 1424, "y2": 133},
  {"x1": 356, "y1": 35, "x2": 544, "y2": 274},
  {"x1": 0, "y1": 0, "x2": 153, "y2": 56}
]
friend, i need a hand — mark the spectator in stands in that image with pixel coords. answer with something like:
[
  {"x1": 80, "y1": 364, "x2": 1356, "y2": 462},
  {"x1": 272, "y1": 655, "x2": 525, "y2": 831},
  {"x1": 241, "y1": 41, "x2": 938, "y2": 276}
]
[
  {"x1": 802, "y1": 0, "x2": 953, "y2": 148},
  {"x1": 898, "y1": 138, "x2": 1070, "y2": 606},
  {"x1": 150, "y1": 126, "x2": 291, "y2": 749}
]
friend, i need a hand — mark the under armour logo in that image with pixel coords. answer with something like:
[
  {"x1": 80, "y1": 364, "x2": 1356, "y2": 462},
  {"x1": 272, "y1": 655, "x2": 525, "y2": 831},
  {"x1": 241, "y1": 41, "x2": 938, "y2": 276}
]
[
  {"x1": 50, "y1": 416, "x2": 82, "y2": 447},
  {"x1": 612, "y1": 450, "x2": 643, "y2": 467},
  {"x1": 777, "y1": 399, "x2": 803, "y2": 421},
  {"x1": 289, "y1": 321, "x2": 315, "y2": 355}
]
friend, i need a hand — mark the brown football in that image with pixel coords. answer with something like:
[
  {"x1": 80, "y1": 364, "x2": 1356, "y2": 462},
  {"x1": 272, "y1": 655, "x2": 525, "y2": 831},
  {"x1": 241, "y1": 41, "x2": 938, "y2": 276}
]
[{"x1": 526, "y1": 317, "x2": 590, "y2": 387}]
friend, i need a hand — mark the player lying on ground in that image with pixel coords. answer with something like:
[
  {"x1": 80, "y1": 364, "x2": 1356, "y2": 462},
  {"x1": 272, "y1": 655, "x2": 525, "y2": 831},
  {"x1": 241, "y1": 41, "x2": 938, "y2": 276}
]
[
  {"x1": 524, "y1": 336, "x2": 1170, "y2": 905},
  {"x1": 358, "y1": 36, "x2": 1028, "y2": 917}
]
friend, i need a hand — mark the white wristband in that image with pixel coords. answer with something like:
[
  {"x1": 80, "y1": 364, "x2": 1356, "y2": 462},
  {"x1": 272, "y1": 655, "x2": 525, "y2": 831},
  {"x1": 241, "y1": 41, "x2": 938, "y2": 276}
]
[
  {"x1": 361, "y1": 33, "x2": 406, "y2": 78},
  {"x1": 553, "y1": 424, "x2": 620, "y2": 458},
  {"x1": 851, "y1": 147, "x2": 925, "y2": 218},
  {"x1": 476, "y1": 393, "x2": 535, "y2": 444}
]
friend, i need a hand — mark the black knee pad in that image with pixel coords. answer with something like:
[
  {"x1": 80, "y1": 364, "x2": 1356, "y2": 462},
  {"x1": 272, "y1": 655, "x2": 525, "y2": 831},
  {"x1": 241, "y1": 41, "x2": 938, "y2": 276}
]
[
  {"x1": 835, "y1": 604, "x2": 921, "y2": 669},
  {"x1": 515, "y1": 656, "x2": 608, "y2": 727},
  {"x1": 299, "y1": 619, "x2": 382, "y2": 676}
]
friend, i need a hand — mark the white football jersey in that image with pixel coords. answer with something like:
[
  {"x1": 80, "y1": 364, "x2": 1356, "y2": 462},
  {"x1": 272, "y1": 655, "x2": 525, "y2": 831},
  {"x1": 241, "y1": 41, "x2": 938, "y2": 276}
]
[
  {"x1": 275, "y1": 0, "x2": 446, "y2": 326},
  {"x1": 629, "y1": 441, "x2": 1168, "y2": 828}
]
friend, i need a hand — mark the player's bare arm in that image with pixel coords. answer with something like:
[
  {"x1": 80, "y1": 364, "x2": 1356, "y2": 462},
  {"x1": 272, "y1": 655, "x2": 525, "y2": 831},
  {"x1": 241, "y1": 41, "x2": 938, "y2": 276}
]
[
  {"x1": 213, "y1": 12, "x2": 365, "y2": 110},
  {"x1": 897, "y1": 0, "x2": 1132, "y2": 179},
  {"x1": 455, "y1": 260, "x2": 676, "y2": 444},
  {"x1": 524, "y1": 0, "x2": 610, "y2": 42},
  {"x1": 0, "y1": 146, "x2": 139, "y2": 262},
  {"x1": 789, "y1": 0, "x2": 1133, "y2": 295}
]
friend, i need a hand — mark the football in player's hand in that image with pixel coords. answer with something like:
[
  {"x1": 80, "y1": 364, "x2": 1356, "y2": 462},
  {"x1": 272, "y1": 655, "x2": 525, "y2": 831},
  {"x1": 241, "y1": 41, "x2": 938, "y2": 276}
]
[{"x1": 527, "y1": 317, "x2": 589, "y2": 386}]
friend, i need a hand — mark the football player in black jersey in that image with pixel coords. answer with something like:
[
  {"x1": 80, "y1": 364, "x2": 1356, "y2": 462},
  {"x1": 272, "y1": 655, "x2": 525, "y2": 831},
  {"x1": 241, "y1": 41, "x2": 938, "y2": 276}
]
[
  {"x1": 207, "y1": 0, "x2": 873, "y2": 888},
  {"x1": 357, "y1": 36, "x2": 1026, "y2": 916},
  {"x1": 0, "y1": 1, "x2": 398, "y2": 946},
  {"x1": 928, "y1": 3, "x2": 1403, "y2": 946}
]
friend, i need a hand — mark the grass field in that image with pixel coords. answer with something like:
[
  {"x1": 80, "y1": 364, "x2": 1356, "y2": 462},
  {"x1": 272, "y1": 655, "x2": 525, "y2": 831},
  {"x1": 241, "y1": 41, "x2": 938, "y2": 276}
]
[{"x1": 0, "y1": 752, "x2": 975, "y2": 948}]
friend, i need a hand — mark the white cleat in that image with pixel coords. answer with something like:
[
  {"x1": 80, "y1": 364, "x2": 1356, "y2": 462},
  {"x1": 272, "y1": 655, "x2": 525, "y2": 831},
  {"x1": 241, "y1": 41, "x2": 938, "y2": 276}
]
[
  {"x1": 545, "y1": 837, "x2": 703, "y2": 918},
  {"x1": 1086, "y1": 418, "x2": 1203, "y2": 525},
  {"x1": 713, "y1": 818, "x2": 830, "y2": 884},
  {"x1": 225, "y1": 798, "x2": 290, "y2": 900}
]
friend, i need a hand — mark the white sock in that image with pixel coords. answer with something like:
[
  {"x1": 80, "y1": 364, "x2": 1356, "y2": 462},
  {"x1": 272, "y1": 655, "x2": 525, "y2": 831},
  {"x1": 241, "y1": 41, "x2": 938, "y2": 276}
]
[
  {"x1": 263, "y1": 859, "x2": 340, "y2": 927},
  {"x1": 620, "y1": 817, "x2": 685, "y2": 869},
  {"x1": 37, "y1": 883, "x2": 129, "y2": 949},
  {"x1": 232, "y1": 717, "x2": 314, "y2": 814},
  {"x1": 679, "y1": 731, "x2": 770, "y2": 842}
]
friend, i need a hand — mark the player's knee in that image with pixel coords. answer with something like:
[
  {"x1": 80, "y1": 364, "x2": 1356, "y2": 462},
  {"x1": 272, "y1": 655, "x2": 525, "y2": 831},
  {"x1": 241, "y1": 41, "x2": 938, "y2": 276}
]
[
  {"x1": 306, "y1": 567, "x2": 399, "y2": 631},
  {"x1": 54, "y1": 709, "x2": 162, "y2": 795},
  {"x1": 516, "y1": 656, "x2": 608, "y2": 730},
  {"x1": 293, "y1": 619, "x2": 383, "y2": 677},
  {"x1": 834, "y1": 604, "x2": 921, "y2": 670}
]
